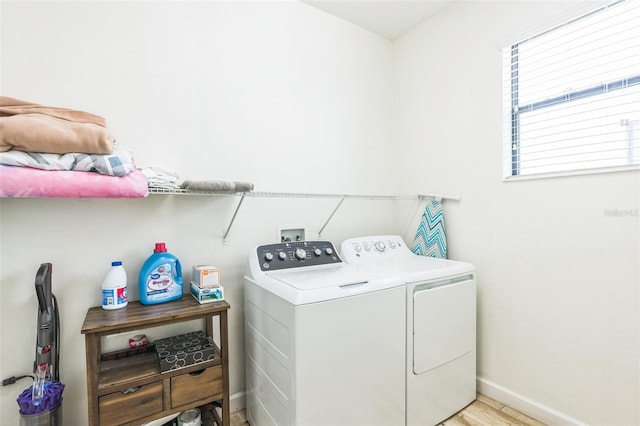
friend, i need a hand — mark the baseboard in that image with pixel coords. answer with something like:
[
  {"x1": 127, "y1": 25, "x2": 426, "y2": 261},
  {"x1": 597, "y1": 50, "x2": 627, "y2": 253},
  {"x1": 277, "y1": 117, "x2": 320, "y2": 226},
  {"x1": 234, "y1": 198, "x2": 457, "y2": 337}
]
[
  {"x1": 230, "y1": 391, "x2": 246, "y2": 413},
  {"x1": 233, "y1": 383, "x2": 588, "y2": 425},
  {"x1": 477, "y1": 377, "x2": 588, "y2": 426}
]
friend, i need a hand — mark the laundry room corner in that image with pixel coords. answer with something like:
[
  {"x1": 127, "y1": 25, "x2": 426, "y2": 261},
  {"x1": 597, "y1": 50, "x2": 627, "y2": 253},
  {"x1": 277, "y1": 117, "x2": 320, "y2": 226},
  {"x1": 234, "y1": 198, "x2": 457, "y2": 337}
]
[{"x1": 393, "y1": 1, "x2": 640, "y2": 425}]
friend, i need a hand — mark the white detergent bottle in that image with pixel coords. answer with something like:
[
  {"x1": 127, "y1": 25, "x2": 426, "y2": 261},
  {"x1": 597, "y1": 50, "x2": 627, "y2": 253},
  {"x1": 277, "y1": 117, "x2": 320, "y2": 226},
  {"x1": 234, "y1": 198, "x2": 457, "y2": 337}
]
[{"x1": 101, "y1": 261, "x2": 128, "y2": 310}]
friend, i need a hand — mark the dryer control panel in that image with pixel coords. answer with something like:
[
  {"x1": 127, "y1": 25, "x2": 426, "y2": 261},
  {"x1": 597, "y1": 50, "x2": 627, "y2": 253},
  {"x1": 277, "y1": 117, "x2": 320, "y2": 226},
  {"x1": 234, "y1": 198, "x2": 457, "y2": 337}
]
[
  {"x1": 256, "y1": 241, "x2": 342, "y2": 271},
  {"x1": 341, "y1": 235, "x2": 408, "y2": 263}
]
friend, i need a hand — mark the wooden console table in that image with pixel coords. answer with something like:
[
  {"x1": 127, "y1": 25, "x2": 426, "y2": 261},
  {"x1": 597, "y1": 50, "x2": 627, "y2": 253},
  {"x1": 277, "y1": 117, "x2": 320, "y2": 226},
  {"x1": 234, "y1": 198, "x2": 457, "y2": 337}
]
[{"x1": 81, "y1": 297, "x2": 230, "y2": 425}]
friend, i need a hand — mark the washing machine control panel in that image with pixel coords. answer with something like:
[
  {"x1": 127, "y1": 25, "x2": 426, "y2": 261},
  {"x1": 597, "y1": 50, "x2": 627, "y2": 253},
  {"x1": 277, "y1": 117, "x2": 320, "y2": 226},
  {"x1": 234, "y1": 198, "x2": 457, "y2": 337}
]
[{"x1": 257, "y1": 241, "x2": 342, "y2": 271}]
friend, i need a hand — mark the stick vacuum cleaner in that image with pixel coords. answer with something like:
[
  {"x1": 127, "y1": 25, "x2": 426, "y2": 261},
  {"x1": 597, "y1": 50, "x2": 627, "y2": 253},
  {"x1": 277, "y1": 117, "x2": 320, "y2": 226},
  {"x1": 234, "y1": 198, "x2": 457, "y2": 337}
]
[
  {"x1": 17, "y1": 263, "x2": 64, "y2": 425},
  {"x1": 35, "y1": 263, "x2": 60, "y2": 383}
]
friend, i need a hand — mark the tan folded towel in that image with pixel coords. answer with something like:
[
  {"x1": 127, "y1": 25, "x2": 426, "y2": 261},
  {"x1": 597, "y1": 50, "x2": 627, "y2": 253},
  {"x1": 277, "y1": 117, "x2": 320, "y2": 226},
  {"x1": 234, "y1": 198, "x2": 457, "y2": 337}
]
[{"x1": 0, "y1": 96, "x2": 114, "y2": 154}]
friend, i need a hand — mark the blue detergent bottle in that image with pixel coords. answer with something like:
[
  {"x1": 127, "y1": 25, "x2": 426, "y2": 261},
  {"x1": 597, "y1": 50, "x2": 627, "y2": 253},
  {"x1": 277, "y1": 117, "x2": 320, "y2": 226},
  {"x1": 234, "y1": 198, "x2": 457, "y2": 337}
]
[{"x1": 138, "y1": 242, "x2": 183, "y2": 305}]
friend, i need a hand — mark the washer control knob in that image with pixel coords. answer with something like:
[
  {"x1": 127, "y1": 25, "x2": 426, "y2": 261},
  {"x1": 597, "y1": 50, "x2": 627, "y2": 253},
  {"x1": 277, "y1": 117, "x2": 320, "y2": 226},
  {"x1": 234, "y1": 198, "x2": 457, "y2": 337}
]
[
  {"x1": 353, "y1": 243, "x2": 362, "y2": 253},
  {"x1": 375, "y1": 241, "x2": 386, "y2": 252},
  {"x1": 314, "y1": 248, "x2": 322, "y2": 257},
  {"x1": 278, "y1": 251, "x2": 287, "y2": 261},
  {"x1": 325, "y1": 247, "x2": 334, "y2": 255},
  {"x1": 363, "y1": 243, "x2": 372, "y2": 251},
  {"x1": 388, "y1": 241, "x2": 397, "y2": 249},
  {"x1": 264, "y1": 252, "x2": 274, "y2": 262},
  {"x1": 295, "y1": 248, "x2": 307, "y2": 260}
]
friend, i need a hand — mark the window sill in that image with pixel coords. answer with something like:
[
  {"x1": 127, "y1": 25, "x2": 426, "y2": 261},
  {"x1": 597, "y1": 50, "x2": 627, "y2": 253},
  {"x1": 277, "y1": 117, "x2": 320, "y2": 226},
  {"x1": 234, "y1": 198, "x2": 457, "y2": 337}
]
[{"x1": 503, "y1": 165, "x2": 640, "y2": 182}]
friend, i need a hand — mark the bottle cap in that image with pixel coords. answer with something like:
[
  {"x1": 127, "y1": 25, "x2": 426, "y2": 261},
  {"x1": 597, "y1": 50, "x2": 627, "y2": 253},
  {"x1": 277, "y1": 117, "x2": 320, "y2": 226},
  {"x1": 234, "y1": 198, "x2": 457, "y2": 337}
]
[
  {"x1": 112, "y1": 261, "x2": 122, "y2": 266},
  {"x1": 154, "y1": 243, "x2": 167, "y2": 253}
]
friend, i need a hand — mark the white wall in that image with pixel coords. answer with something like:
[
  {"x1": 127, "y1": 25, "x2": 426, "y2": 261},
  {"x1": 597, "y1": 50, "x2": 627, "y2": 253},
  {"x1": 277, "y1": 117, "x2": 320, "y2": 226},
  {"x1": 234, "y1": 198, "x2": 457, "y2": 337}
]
[
  {"x1": 0, "y1": 2, "x2": 400, "y2": 424},
  {"x1": 394, "y1": 2, "x2": 639, "y2": 425},
  {"x1": 2, "y1": 1, "x2": 639, "y2": 426}
]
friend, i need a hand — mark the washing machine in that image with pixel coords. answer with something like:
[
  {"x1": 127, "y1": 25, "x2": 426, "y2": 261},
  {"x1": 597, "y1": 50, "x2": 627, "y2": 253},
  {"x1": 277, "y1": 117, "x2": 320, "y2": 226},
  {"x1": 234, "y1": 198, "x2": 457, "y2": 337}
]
[
  {"x1": 341, "y1": 235, "x2": 476, "y2": 426},
  {"x1": 244, "y1": 240, "x2": 406, "y2": 426}
]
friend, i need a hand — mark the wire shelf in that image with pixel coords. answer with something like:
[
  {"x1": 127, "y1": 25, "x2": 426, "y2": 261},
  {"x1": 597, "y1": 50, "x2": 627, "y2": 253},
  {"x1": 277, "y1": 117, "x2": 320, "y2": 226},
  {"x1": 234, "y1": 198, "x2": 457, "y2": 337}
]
[
  {"x1": 147, "y1": 188, "x2": 449, "y2": 201},
  {"x1": 147, "y1": 187, "x2": 460, "y2": 243}
]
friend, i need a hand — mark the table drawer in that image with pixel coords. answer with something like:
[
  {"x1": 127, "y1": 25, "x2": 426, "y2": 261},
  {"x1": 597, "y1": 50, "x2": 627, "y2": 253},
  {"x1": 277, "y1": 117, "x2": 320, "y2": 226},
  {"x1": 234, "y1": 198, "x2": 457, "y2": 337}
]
[
  {"x1": 99, "y1": 382, "x2": 163, "y2": 425},
  {"x1": 171, "y1": 365, "x2": 223, "y2": 408}
]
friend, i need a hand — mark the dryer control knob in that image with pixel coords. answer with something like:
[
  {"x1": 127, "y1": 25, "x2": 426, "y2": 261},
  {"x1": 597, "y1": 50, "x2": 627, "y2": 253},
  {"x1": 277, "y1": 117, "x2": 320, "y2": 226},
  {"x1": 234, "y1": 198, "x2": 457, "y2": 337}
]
[
  {"x1": 264, "y1": 252, "x2": 274, "y2": 262},
  {"x1": 363, "y1": 243, "x2": 372, "y2": 251},
  {"x1": 375, "y1": 241, "x2": 386, "y2": 252},
  {"x1": 388, "y1": 241, "x2": 397, "y2": 249},
  {"x1": 295, "y1": 248, "x2": 307, "y2": 260},
  {"x1": 278, "y1": 251, "x2": 287, "y2": 261},
  {"x1": 313, "y1": 248, "x2": 322, "y2": 257},
  {"x1": 325, "y1": 247, "x2": 334, "y2": 255}
]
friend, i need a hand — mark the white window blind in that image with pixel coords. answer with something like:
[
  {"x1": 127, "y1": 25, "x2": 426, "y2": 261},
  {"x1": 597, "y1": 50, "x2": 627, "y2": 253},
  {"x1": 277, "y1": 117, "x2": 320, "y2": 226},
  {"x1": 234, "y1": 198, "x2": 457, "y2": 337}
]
[{"x1": 502, "y1": 0, "x2": 640, "y2": 179}]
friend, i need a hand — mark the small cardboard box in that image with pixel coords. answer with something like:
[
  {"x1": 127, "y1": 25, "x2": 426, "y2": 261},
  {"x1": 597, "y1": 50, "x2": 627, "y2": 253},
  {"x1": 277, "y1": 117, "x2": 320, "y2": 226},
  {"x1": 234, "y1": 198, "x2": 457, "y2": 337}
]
[
  {"x1": 190, "y1": 282, "x2": 224, "y2": 304},
  {"x1": 192, "y1": 265, "x2": 220, "y2": 288},
  {"x1": 154, "y1": 330, "x2": 216, "y2": 373}
]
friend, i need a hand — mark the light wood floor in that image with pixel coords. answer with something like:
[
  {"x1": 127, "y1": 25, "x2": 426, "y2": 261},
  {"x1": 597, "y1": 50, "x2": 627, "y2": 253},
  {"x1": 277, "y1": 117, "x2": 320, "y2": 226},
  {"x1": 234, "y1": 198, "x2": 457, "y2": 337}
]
[
  {"x1": 229, "y1": 394, "x2": 546, "y2": 426},
  {"x1": 440, "y1": 394, "x2": 546, "y2": 426}
]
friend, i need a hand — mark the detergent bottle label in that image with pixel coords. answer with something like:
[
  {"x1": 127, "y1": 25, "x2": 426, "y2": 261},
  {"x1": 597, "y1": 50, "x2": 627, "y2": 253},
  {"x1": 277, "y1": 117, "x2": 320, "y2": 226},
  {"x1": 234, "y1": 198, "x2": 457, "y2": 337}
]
[
  {"x1": 145, "y1": 263, "x2": 181, "y2": 300},
  {"x1": 115, "y1": 287, "x2": 127, "y2": 304},
  {"x1": 102, "y1": 287, "x2": 127, "y2": 307}
]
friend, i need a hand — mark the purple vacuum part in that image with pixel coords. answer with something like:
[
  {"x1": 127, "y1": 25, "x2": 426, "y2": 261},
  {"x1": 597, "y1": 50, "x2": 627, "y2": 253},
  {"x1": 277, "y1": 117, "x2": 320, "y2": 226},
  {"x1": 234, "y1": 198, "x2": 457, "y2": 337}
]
[{"x1": 17, "y1": 381, "x2": 64, "y2": 415}]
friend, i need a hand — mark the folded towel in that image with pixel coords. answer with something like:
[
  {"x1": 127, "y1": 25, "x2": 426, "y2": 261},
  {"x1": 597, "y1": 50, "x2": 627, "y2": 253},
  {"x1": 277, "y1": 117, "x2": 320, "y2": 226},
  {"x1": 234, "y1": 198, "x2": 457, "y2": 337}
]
[
  {"x1": 0, "y1": 96, "x2": 114, "y2": 154},
  {"x1": 180, "y1": 180, "x2": 254, "y2": 193},
  {"x1": 141, "y1": 166, "x2": 181, "y2": 190}
]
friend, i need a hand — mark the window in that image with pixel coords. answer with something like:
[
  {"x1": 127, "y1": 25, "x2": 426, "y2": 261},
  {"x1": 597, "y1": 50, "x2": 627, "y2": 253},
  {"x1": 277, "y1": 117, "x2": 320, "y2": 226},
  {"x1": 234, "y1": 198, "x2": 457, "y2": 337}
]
[{"x1": 502, "y1": 0, "x2": 640, "y2": 179}]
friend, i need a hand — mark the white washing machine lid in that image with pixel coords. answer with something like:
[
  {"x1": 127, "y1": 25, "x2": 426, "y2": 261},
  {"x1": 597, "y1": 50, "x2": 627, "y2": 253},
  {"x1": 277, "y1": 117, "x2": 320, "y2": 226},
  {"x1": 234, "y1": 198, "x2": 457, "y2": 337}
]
[
  {"x1": 266, "y1": 263, "x2": 372, "y2": 290},
  {"x1": 250, "y1": 263, "x2": 404, "y2": 305}
]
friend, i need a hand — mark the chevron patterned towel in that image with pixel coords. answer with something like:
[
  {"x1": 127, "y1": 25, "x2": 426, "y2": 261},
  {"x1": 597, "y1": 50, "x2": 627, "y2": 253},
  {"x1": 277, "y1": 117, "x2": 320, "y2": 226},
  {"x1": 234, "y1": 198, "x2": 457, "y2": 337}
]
[{"x1": 411, "y1": 199, "x2": 447, "y2": 258}]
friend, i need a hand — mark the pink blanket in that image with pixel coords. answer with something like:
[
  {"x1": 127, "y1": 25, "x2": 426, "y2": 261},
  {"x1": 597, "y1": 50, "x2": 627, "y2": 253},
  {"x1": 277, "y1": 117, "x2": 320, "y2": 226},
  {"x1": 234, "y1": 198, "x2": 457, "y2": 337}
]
[{"x1": 0, "y1": 165, "x2": 148, "y2": 198}]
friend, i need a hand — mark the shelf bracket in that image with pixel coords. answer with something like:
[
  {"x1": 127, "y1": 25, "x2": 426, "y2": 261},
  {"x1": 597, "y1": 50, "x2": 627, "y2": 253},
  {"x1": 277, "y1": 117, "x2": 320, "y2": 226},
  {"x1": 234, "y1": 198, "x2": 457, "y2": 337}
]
[
  {"x1": 317, "y1": 197, "x2": 346, "y2": 238},
  {"x1": 418, "y1": 193, "x2": 461, "y2": 202},
  {"x1": 222, "y1": 195, "x2": 246, "y2": 244}
]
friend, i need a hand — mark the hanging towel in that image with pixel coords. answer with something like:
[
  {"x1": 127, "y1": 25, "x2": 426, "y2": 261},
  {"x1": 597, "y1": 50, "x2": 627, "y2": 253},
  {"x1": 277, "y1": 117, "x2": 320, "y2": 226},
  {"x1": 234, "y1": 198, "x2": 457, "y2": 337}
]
[{"x1": 411, "y1": 199, "x2": 447, "y2": 258}]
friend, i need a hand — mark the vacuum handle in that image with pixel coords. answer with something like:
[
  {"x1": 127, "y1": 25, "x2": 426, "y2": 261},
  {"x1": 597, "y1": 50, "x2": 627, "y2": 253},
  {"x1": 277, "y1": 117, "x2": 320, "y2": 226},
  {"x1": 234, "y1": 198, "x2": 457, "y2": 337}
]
[{"x1": 35, "y1": 263, "x2": 52, "y2": 313}]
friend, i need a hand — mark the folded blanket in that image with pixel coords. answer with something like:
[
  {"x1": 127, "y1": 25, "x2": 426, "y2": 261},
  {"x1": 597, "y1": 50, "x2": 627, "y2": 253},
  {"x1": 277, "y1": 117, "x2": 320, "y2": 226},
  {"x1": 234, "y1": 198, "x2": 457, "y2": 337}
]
[
  {"x1": 0, "y1": 165, "x2": 148, "y2": 198},
  {"x1": 0, "y1": 147, "x2": 135, "y2": 177},
  {"x1": 180, "y1": 180, "x2": 254, "y2": 193},
  {"x1": 0, "y1": 96, "x2": 114, "y2": 154}
]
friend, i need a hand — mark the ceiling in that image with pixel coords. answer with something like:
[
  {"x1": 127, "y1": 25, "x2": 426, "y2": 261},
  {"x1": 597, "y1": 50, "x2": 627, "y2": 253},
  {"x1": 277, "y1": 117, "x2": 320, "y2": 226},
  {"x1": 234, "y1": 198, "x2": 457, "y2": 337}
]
[{"x1": 302, "y1": 1, "x2": 454, "y2": 40}]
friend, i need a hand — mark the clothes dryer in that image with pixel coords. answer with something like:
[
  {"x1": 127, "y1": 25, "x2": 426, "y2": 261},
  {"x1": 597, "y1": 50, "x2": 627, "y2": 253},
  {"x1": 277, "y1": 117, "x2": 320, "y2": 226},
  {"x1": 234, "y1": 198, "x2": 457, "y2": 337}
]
[
  {"x1": 341, "y1": 235, "x2": 476, "y2": 426},
  {"x1": 244, "y1": 240, "x2": 406, "y2": 426}
]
